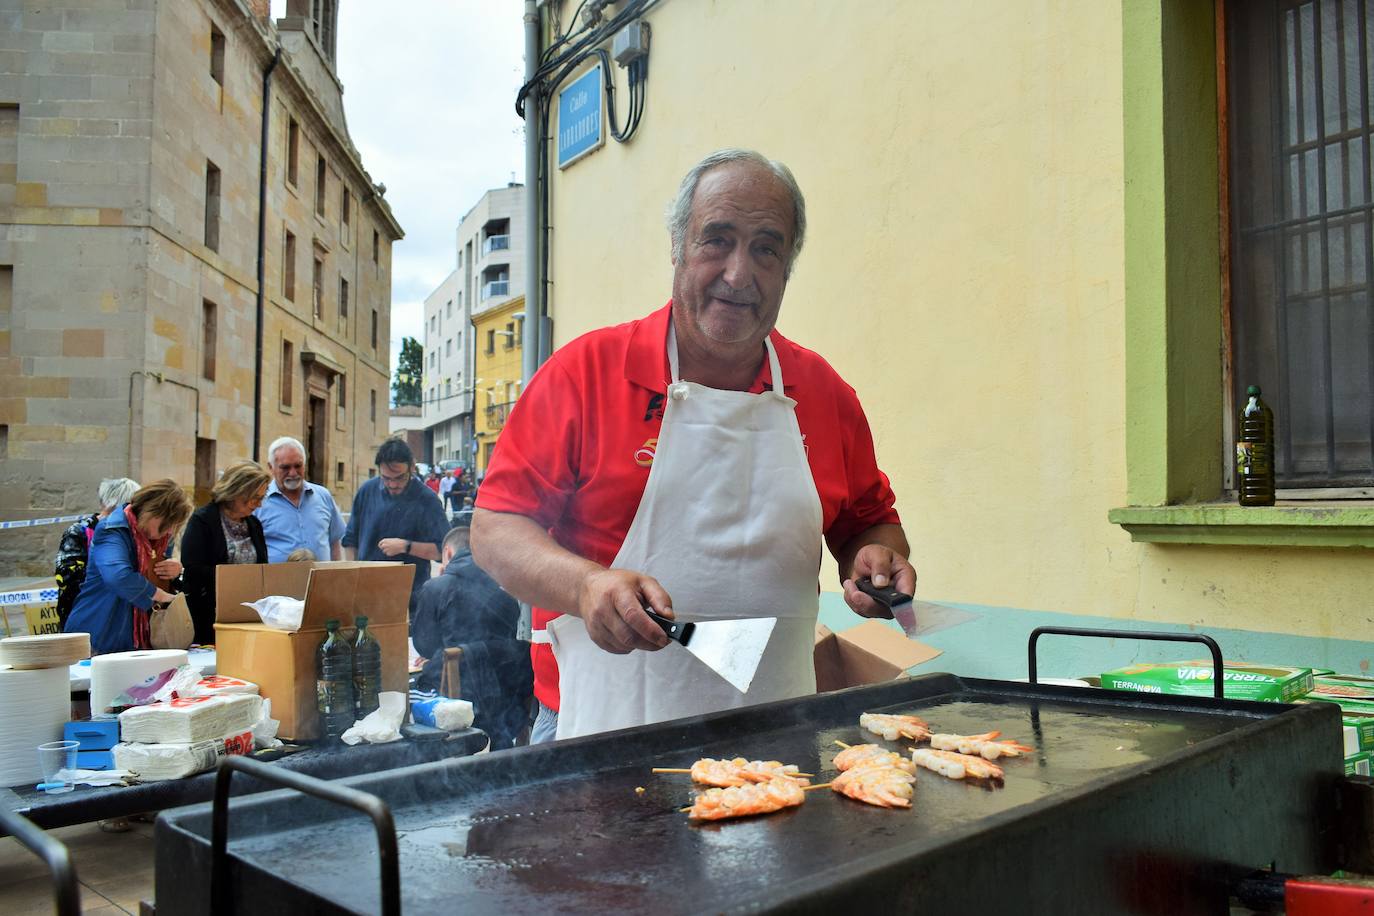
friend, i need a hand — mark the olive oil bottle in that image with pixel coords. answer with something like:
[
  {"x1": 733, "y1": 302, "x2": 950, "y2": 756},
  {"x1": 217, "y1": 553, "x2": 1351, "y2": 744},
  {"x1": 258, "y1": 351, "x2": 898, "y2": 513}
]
[{"x1": 1236, "y1": 385, "x2": 1276, "y2": 506}]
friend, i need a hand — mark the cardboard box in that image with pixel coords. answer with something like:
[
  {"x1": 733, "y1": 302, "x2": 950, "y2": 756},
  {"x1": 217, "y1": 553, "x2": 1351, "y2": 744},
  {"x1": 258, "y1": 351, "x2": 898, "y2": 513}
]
[
  {"x1": 1346, "y1": 752, "x2": 1372, "y2": 778},
  {"x1": 1311, "y1": 675, "x2": 1374, "y2": 702},
  {"x1": 214, "y1": 562, "x2": 413, "y2": 741},
  {"x1": 1101, "y1": 660, "x2": 1314, "y2": 703},
  {"x1": 813, "y1": 619, "x2": 941, "y2": 692}
]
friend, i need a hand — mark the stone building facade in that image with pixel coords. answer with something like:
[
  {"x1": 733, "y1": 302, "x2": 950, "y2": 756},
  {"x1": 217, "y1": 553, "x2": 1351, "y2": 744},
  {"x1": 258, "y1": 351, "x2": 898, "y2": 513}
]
[{"x1": 0, "y1": 0, "x2": 402, "y2": 574}]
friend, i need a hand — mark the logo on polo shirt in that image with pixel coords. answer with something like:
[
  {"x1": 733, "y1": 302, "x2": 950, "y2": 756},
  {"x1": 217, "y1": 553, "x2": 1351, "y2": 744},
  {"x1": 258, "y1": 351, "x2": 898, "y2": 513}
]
[
  {"x1": 634, "y1": 438, "x2": 657, "y2": 467},
  {"x1": 643, "y1": 393, "x2": 664, "y2": 422}
]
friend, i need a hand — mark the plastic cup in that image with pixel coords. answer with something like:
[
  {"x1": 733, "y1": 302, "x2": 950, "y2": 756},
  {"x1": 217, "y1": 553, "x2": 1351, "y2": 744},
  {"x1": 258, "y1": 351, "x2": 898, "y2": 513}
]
[{"x1": 37, "y1": 740, "x2": 79, "y2": 794}]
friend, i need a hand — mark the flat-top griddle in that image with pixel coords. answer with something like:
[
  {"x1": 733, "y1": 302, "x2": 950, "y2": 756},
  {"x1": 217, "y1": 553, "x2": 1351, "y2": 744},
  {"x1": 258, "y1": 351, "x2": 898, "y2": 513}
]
[{"x1": 157, "y1": 673, "x2": 1342, "y2": 915}]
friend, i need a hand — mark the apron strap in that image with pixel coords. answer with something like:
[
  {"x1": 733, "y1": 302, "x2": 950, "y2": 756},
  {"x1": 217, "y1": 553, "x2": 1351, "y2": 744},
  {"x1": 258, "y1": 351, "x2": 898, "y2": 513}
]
[
  {"x1": 666, "y1": 321, "x2": 785, "y2": 390},
  {"x1": 530, "y1": 628, "x2": 552, "y2": 645}
]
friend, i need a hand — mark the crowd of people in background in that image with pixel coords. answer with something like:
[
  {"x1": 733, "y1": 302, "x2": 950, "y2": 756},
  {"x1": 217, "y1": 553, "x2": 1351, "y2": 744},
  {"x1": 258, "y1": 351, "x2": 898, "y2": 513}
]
[{"x1": 56, "y1": 438, "x2": 533, "y2": 744}]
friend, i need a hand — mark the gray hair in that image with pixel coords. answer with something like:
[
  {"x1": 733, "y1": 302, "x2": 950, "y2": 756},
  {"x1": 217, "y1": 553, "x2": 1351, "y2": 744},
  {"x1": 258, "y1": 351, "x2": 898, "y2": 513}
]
[
  {"x1": 266, "y1": 436, "x2": 306, "y2": 466},
  {"x1": 666, "y1": 148, "x2": 807, "y2": 278},
  {"x1": 97, "y1": 477, "x2": 140, "y2": 511}
]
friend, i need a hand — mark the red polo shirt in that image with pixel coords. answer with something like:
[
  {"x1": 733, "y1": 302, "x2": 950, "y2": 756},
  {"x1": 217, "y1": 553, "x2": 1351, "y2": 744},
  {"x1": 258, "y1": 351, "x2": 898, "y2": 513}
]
[{"x1": 475, "y1": 303, "x2": 901, "y2": 710}]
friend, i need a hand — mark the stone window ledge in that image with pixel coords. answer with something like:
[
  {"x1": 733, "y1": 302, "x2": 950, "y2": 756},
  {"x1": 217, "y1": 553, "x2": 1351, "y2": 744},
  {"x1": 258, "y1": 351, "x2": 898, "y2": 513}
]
[{"x1": 1108, "y1": 502, "x2": 1374, "y2": 548}]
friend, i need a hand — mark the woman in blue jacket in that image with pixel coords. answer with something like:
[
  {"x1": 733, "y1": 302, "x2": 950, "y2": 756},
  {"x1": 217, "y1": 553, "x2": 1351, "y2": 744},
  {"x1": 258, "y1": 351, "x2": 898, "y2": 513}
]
[{"x1": 64, "y1": 479, "x2": 194, "y2": 654}]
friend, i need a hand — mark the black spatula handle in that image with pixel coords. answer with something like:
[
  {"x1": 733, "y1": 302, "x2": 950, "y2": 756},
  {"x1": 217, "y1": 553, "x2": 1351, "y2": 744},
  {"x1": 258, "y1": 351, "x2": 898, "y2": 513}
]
[
  {"x1": 855, "y1": 577, "x2": 913, "y2": 609},
  {"x1": 644, "y1": 607, "x2": 695, "y2": 646}
]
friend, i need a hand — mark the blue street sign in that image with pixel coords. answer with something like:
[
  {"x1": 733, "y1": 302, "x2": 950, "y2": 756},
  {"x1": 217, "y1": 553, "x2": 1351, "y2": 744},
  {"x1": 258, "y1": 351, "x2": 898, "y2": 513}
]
[{"x1": 557, "y1": 64, "x2": 604, "y2": 169}]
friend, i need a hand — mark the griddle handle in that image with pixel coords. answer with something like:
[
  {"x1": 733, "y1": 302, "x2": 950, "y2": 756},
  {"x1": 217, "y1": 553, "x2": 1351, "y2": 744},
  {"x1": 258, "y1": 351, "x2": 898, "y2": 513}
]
[
  {"x1": 0, "y1": 805, "x2": 80, "y2": 916},
  {"x1": 645, "y1": 607, "x2": 695, "y2": 646},
  {"x1": 1028, "y1": 626, "x2": 1225, "y2": 699},
  {"x1": 211, "y1": 755, "x2": 400, "y2": 916}
]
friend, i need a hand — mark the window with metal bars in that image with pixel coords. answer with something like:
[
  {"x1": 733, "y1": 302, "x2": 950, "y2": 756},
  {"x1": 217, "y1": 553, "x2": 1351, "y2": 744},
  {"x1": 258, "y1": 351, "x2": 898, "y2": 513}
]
[{"x1": 1228, "y1": 0, "x2": 1374, "y2": 487}]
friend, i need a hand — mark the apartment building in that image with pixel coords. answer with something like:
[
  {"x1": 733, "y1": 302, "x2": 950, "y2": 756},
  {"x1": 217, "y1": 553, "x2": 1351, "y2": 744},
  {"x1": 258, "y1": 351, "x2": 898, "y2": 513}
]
[{"x1": 422, "y1": 182, "x2": 524, "y2": 467}]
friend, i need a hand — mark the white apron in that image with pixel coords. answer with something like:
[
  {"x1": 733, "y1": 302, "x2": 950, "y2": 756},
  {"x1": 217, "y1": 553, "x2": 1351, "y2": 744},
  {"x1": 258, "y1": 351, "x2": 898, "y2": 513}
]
[{"x1": 547, "y1": 321, "x2": 823, "y2": 739}]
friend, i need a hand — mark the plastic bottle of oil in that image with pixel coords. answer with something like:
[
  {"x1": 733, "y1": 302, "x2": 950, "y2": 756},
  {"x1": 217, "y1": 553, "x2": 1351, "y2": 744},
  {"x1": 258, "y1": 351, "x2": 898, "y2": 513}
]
[
  {"x1": 352, "y1": 615, "x2": 382, "y2": 720},
  {"x1": 316, "y1": 619, "x2": 355, "y2": 740},
  {"x1": 1236, "y1": 385, "x2": 1276, "y2": 506}
]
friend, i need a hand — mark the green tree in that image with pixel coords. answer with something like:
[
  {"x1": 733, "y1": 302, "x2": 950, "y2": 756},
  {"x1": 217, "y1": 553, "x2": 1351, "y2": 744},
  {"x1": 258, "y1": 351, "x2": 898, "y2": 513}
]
[{"x1": 392, "y1": 336, "x2": 422, "y2": 406}]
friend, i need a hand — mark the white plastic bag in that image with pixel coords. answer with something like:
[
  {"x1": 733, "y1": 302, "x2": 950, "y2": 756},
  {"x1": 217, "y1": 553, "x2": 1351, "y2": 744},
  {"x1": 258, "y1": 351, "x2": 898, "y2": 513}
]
[
  {"x1": 341, "y1": 692, "x2": 406, "y2": 745},
  {"x1": 242, "y1": 596, "x2": 305, "y2": 632},
  {"x1": 252, "y1": 697, "x2": 282, "y2": 750}
]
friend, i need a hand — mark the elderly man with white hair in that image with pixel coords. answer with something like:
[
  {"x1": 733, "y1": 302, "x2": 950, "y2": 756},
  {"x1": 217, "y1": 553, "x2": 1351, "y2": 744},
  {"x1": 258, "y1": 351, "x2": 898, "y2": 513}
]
[{"x1": 253, "y1": 436, "x2": 346, "y2": 563}]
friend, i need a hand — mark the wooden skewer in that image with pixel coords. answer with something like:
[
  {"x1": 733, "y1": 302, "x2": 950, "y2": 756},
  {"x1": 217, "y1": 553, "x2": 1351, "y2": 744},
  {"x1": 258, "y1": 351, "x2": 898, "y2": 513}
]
[
  {"x1": 834, "y1": 740, "x2": 852, "y2": 749},
  {"x1": 803, "y1": 782, "x2": 834, "y2": 791},
  {"x1": 679, "y1": 804, "x2": 694, "y2": 812},
  {"x1": 653, "y1": 767, "x2": 816, "y2": 777}
]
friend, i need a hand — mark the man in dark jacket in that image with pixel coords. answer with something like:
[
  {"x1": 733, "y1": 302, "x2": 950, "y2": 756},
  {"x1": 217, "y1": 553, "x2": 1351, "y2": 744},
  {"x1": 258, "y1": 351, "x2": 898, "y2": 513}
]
[{"x1": 413, "y1": 526, "x2": 532, "y2": 748}]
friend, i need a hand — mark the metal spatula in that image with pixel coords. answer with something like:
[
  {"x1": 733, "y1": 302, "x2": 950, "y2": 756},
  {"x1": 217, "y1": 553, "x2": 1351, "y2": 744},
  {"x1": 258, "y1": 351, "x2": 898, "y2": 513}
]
[
  {"x1": 855, "y1": 577, "x2": 919, "y2": 638},
  {"x1": 644, "y1": 609, "x2": 776, "y2": 694}
]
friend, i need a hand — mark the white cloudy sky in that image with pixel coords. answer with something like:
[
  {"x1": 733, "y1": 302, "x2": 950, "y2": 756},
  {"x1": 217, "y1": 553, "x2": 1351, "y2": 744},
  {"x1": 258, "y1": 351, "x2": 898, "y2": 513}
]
[{"x1": 325, "y1": 3, "x2": 527, "y2": 381}]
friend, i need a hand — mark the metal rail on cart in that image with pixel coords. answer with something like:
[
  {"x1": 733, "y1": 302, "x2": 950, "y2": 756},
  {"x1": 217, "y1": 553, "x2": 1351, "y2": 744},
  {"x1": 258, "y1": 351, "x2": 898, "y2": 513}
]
[
  {"x1": 1028, "y1": 625, "x2": 1225, "y2": 698},
  {"x1": 211, "y1": 756, "x2": 400, "y2": 916},
  {"x1": 0, "y1": 803, "x2": 80, "y2": 916}
]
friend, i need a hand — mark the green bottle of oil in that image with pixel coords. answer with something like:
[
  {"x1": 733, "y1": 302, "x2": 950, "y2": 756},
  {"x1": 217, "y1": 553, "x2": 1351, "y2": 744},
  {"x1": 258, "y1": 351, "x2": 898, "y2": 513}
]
[
  {"x1": 316, "y1": 619, "x2": 354, "y2": 740},
  {"x1": 1236, "y1": 385, "x2": 1276, "y2": 506},
  {"x1": 352, "y1": 615, "x2": 382, "y2": 720}
]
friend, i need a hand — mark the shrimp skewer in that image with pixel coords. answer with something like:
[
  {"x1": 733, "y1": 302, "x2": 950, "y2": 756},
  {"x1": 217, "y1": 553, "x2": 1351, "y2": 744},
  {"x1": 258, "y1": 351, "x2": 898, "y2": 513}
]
[
  {"x1": 670, "y1": 758, "x2": 811, "y2": 788},
  {"x1": 833, "y1": 742, "x2": 916, "y2": 774},
  {"x1": 929, "y1": 731, "x2": 1034, "y2": 760},
  {"x1": 685, "y1": 777, "x2": 806, "y2": 821},
  {"x1": 860, "y1": 712, "x2": 932, "y2": 742},
  {"x1": 910, "y1": 747, "x2": 1005, "y2": 782},
  {"x1": 831, "y1": 764, "x2": 916, "y2": 808}
]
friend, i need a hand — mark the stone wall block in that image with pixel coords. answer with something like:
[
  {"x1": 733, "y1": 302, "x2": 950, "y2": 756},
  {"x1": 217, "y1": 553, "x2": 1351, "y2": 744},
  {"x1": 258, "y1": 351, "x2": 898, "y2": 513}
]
[
  {"x1": 61, "y1": 328, "x2": 104, "y2": 357},
  {"x1": 42, "y1": 31, "x2": 94, "y2": 53}
]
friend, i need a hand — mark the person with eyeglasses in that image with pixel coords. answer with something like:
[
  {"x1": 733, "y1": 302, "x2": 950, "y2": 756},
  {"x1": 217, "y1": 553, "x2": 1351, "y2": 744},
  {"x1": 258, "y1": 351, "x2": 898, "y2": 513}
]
[
  {"x1": 342, "y1": 437, "x2": 450, "y2": 619},
  {"x1": 255, "y1": 436, "x2": 347, "y2": 563}
]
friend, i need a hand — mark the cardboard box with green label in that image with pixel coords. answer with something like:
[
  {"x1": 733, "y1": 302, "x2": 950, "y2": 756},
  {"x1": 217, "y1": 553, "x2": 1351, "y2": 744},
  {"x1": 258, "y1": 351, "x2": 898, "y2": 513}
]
[{"x1": 1100, "y1": 660, "x2": 1314, "y2": 703}]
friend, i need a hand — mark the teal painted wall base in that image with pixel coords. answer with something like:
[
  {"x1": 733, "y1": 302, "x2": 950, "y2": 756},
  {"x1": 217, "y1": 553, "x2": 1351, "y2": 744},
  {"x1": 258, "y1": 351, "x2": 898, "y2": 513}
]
[{"x1": 818, "y1": 593, "x2": 1374, "y2": 681}]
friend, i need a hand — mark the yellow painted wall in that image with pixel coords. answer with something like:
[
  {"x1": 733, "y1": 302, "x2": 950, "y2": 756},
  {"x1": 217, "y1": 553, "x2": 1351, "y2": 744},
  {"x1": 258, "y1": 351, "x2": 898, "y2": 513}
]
[
  {"x1": 473, "y1": 295, "x2": 525, "y2": 475},
  {"x1": 541, "y1": 0, "x2": 1374, "y2": 642}
]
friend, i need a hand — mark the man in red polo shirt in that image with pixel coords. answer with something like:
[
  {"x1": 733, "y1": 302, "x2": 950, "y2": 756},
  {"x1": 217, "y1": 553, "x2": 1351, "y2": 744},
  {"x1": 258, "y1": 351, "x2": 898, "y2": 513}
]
[{"x1": 472, "y1": 148, "x2": 915, "y2": 742}]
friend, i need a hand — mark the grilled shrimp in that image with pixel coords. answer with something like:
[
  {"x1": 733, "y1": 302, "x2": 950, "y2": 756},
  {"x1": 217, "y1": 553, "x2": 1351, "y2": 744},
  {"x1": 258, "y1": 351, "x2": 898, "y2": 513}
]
[
  {"x1": 831, "y1": 764, "x2": 916, "y2": 808},
  {"x1": 928, "y1": 731, "x2": 1034, "y2": 760},
  {"x1": 833, "y1": 743, "x2": 916, "y2": 774},
  {"x1": 686, "y1": 777, "x2": 806, "y2": 821},
  {"x1": 910, "y1": 747, "x2": 1005, "y2": 781},
  {"x1": 860, "y1": 712, "x2": 932, "y2": 742},
  {"x1": 689, "y1": 758, "x2": 810, "y2": 788}
]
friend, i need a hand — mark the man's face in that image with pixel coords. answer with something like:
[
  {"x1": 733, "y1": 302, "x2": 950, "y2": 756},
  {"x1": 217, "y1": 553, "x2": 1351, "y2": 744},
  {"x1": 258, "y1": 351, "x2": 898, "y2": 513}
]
[
  {"x1": 671, "y1": 162, "x2": 794, "y2": 363},
  {"x1": 271, "y1": 447, "x2": 306, "y2": 492},
  {"x1": 378, "y1": 461, "x2": 412, "y2": 497}
]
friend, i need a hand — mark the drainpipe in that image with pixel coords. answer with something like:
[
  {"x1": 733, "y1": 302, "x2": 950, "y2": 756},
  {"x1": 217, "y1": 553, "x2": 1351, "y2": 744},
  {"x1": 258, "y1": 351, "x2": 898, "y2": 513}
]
[
  {"x1": 521, "y1": 1, "x2": 542, "y2": 388},
  {"x1": 254, "y1": 46, "x2": 283, "y2": 462}
]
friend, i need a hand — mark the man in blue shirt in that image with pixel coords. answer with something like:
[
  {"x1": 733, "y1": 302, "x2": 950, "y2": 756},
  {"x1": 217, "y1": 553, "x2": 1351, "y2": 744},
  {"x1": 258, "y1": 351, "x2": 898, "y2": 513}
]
[
  {"x1": 343, "y1": 438, "x2": 450, "y2": 618},
  {"x1": 254, "y1": 437, "x2": 346, "y2": 563}
]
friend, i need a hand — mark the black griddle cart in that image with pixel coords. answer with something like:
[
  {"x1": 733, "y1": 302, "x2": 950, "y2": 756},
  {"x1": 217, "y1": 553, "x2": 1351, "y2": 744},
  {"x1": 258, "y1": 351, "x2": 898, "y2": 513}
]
[{"x1": 154, "y1": 670, "x2": 1345, "y2": 915}]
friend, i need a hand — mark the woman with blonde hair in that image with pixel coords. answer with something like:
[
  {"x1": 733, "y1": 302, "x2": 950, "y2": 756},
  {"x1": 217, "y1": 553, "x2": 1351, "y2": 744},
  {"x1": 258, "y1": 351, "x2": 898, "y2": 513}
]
[
  {"x1": 64, "y1": 479, "x2": 193, "y2": 654},
  {"x1": 180, "y1": 461, "x2": 271, "y2": 644}
]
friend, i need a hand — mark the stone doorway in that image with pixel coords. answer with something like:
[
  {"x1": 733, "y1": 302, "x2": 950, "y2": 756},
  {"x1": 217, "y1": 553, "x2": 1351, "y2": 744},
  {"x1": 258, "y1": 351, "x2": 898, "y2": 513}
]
[{"x1": 306, "y1": 395, "x2": 326, "y2": 486}]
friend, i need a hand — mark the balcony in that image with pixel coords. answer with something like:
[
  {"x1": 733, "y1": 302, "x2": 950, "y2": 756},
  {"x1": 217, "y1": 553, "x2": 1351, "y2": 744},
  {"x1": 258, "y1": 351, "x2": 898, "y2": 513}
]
[
  {"x1": 482, "y1": 280, "x2": 510, "y2": 300},
  {"x1": 485, "y1": 399, "x2": 516, "y2": 429},
  {"x1": 482, "y1": 234, "x2": 510, "y2": 256}
]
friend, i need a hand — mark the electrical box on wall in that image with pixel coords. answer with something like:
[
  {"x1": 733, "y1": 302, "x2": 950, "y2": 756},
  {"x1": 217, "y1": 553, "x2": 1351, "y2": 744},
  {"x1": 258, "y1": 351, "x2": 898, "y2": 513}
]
[{"x1": 612, "y1": 21, "x2": 650, "y2": 66}]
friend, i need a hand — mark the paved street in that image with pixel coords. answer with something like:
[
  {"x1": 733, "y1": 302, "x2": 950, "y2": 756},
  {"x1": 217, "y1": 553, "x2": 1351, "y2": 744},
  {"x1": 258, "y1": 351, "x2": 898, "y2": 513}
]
[{"x1": 0, "y1": 820, "x2": 155, "y2": 915}]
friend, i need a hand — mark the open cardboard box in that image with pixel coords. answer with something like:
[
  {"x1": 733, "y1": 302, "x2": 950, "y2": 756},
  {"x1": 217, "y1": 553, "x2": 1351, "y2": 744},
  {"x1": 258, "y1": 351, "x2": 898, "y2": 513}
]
[
  {"x1": 814, "y1": 619, "x2": 941, "y2": 692},
  {"x1": 214, "y1": 561, "x2": 414, "y2": 741}
]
